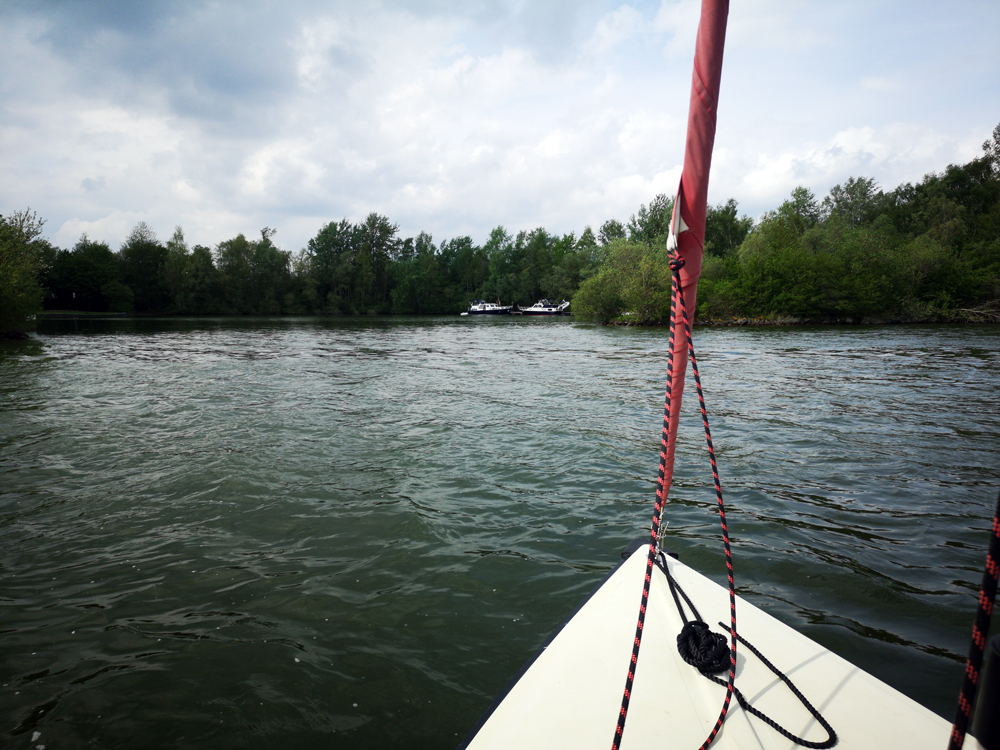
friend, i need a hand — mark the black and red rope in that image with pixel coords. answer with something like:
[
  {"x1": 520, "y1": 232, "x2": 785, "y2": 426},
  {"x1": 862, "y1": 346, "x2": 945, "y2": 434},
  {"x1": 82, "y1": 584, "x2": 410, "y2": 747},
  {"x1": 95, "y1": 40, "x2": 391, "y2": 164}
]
[
  {"x1": 611, "y1": 260, "x2": 681, "y2": 750},
  {"x1": 948, "y1": 488, "x2": 1000, "y2": 750},
  {"x1": 612, "y1": 256, "x2": 738, "y2": 750},
  {"x1": 675, "y1": 257, "x2": 738, "y2": 749}
]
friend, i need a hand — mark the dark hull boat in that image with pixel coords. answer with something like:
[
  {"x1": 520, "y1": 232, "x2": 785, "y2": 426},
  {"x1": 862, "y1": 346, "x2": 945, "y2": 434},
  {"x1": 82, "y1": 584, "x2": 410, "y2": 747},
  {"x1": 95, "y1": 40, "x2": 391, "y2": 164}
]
[{"x1": 461, "y1": 300, "x2": 513, "y2": 316}]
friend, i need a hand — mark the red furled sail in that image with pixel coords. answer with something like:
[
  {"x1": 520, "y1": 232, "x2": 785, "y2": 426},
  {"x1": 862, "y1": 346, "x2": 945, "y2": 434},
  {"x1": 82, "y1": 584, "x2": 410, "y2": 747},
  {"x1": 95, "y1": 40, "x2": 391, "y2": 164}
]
[{"x1": 660, "y1": 0, "x2": 729, "y2": 502}]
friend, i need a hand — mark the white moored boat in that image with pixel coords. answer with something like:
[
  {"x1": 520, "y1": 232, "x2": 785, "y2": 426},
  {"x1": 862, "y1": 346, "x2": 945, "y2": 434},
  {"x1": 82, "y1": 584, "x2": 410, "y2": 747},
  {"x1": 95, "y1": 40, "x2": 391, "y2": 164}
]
[
  {"x1": 516, "y1": 299, "x2": 570, "y2": 316},
  {"x1": 457, "y1": 0, "x2": 997, "y2": 747}
]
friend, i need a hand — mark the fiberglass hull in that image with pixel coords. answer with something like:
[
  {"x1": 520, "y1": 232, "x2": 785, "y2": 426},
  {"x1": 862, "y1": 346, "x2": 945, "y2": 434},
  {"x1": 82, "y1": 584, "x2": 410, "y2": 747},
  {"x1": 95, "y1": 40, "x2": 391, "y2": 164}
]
[{"x1": 459, "y1": 541, "x2": 979, "y2": 750}]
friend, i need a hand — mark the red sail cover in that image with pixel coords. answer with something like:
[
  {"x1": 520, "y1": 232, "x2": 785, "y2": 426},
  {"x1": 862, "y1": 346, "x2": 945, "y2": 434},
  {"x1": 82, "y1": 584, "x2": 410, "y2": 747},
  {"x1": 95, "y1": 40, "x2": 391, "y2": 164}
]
[{"x1": 661, "y1": 0, "x2": 729, "y2": 499}]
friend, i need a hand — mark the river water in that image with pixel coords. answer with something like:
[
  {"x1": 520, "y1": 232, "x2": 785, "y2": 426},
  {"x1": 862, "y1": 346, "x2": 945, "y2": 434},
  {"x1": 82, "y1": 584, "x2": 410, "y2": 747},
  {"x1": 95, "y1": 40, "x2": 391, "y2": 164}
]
[{"x1": 2, "y1": 317, "x2": 998, "y2": 749}]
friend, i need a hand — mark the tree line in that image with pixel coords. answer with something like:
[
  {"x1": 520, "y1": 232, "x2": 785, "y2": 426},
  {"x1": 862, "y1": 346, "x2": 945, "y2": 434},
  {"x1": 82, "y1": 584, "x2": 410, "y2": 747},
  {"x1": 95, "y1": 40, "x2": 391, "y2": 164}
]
[
  {"x1": 575, "y1": 124, "x2": 1000, "y2": 325},
  {"x1": 4, "y1": 212, "x2": 616, "y2": 323},
  {"x1": 0, "y1": 190, "x2": 749, "y2": 331},
  {"x1": 2, "y1": 122, "x2": 998, "y2": 337}
]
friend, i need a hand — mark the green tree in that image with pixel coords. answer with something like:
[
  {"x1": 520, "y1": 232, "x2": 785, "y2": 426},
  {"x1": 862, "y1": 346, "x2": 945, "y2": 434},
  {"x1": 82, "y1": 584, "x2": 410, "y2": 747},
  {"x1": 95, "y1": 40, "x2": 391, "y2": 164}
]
[
  {"x1": 895, "y1": 234, "x2": 967, "y2": 318},
  {"x1": 572, "y1": 265, "x2": 626, "y2": 323},
  {"x1": 0, "y1": 209, "x2": 48, "y2": 337},
  {"x1": 215, "y1": 229, "x2": 290, "y2": 314},
  {"x1": 306, "y1": 219, "x2": 360, "y2": 313},
  {"x1": 481, "y1": 226, "x2": 518, "y2": 303},
  {"x1": 579, "y1": 124, "x2": 1000, "y2": 325},
  {"x1": 392, "y1": 231, "x2": 445, "y2": 313},
  {"x1": 577, "y1": 226, "x2": 598, "y2": 251},
  {"x1": 164, "y1": 226, "x2": 193, "y2": 313},
  {"x1": 48, "y1": 235, "x2": 121, "y2": 311},
  {"x1": 188, "y1": 245, "x2": 224, "y2": 314},
  {"x1": 440, "y1": 236, "x2": 488, "y2": 303},
  {"x1": 119, "y1": 222, "x2": 169, "y2": 313},
  {"x1": 251, "y1": 228, "x2": 291, "y2": 314},
  {"x1": 573, "y1": 240, "x2": 670, "y2": 323},
  {"x1": 627, "y1": 194, "x2": 673, "y2": 244},
  {"x1": 356, "y1": 213, "x2": 399, "y2": 312},
  {"x1": 598, "y1": 218, "x2": 626, "y2": 245},
  {"x1": 983, "y1": 121, "x2": 1000, "y2": 176},
  {"x1": 727, "y1": 211, "x2": 818, "y2": 317},
  {"x1": 284, "y1": 250, "x2": 318, "y2": 314},
  {"x1": 538, "y1": 232, "x2": 593, "y2": 302},
  {"x1": 776, "y1": 186, "x2": 821, "y2": 231},
  {"x1": 101, "y1": 280, "x2": 135, "y2": 313},
  {"x1": 517, "y1": 228, "x2": 555, "y2": 303},
  {"x1": 216, "y1": 233, "x2": 255, "y2": 313},
  {"x1": 704, "y1": 199, "x2": 754, "y2": 258},
  {"x1": 822, "y1": 177, "x2": 881, "y2": 227}
]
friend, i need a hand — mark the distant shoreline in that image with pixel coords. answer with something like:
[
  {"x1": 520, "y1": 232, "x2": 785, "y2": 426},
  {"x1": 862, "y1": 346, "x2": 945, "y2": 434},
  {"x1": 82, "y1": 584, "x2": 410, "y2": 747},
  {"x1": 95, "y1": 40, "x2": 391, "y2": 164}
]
[
  {"x1": 26, "y1": 310, "x2": 1000, "y2": 326},
  {"x1": 36, "y1": 311, "x2": 130, "y2": 319},
  {"x1": 693, "y1": 313, "x2": 999, "y2": 327}
]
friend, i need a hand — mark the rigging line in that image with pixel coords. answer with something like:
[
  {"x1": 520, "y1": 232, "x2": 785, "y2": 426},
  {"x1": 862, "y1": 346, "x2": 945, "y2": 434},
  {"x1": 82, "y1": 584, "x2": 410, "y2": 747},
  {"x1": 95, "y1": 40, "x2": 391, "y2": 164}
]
[
  {"x1": 611, "y1": 255, "x2": 737, "y2": 750},
  {"x1": 673, "y1": 255, "x2": 738, "y2": 750},
  {"x1": 611, "y1": 251, "x2": 683, "y2": 750},
  {"x1": 948, "y1": 487, "x2": 1000, "y2": 750}
]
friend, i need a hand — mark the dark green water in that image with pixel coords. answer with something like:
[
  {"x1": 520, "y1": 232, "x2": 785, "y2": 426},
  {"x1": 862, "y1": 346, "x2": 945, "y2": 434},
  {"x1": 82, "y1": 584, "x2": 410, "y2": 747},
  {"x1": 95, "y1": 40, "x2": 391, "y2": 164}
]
[{"x1": 2, "y1": 317, "x2": 998, "y2": 749}]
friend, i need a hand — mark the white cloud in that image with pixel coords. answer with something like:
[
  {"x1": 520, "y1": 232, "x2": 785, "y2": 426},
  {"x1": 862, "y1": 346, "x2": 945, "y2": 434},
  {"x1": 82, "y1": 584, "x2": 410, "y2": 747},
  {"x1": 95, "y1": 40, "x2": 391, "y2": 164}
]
[
  {"x1": 731, "y1": 123, "x2": 985, "y2": 212},
  {"x1": 860, "y1": 76, "x2": 899, "y2": 93},
  {"x1": 588, "y1": 5, "x2": 644, "y2": 54},
  {"x1": 239, "y1": 140, "x2": 324, "y2": 199},
  {"x1": 171, "y1": 179, "x2": 200, "y2": 203},
  {"x1": 57, "y1": 211, "x2": 149, "y2": 248},
  {"x1": 1, "y1": 0, "x2": 998, "y2": 251},
  {"x1": 653, "y1": 0, "x2": 701, "y2": 58}
]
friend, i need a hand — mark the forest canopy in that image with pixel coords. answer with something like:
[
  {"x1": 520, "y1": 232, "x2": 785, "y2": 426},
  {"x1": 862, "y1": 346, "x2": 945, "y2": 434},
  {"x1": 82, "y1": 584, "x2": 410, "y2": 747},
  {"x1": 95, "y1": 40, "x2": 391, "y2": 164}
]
[
  {"x1": 3, "y1": 122, "x2": 998, "y2": 335},
  {"x1": 576, "y1": 124, "x2": 1000, "y2": 324}
]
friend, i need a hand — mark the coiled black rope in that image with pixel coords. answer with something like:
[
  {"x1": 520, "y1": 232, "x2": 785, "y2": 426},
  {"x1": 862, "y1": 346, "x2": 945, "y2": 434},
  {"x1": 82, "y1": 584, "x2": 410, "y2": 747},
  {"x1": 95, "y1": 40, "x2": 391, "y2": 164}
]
[
  {"x1": 658, "y1": 553, "x2": 838, "y2": 749},
  {"x1": 677, "y1": 620, "x2": 730, "y2": 675}
]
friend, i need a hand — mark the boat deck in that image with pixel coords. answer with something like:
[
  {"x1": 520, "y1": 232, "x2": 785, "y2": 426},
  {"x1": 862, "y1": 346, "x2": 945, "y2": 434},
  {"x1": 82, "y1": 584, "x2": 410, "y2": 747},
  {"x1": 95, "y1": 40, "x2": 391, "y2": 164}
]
[{"x1": 462, "y1": 543, "x2": 977, "y2": 749}]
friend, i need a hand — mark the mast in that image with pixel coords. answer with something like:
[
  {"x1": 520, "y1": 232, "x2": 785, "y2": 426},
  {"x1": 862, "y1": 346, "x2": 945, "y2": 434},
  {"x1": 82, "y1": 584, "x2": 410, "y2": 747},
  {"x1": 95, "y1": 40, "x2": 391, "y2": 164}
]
[{"x1": 659, "y1": 0, "x2": 729, "y2": 502}]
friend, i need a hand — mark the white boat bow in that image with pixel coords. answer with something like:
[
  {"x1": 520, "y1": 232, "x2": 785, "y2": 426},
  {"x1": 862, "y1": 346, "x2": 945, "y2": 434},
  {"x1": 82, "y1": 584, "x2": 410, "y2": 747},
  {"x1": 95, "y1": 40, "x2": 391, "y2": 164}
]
[{"x1": 461, "y1": 541, "x2": 977, "y2": 749}]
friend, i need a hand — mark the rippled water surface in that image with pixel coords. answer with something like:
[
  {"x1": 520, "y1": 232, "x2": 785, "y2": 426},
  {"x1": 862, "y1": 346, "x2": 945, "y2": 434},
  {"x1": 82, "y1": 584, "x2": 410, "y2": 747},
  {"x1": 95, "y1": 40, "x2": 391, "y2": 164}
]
[{"x1": 2, "y1": 317, "x2": 999, "y2": 749}]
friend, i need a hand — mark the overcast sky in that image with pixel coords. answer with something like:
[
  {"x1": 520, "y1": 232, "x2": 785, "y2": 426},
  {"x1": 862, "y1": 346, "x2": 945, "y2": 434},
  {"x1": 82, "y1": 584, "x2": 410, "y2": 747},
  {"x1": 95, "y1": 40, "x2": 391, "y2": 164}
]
[{"x1": 2, "y1": 0, "x2": 997, "y2": 253}]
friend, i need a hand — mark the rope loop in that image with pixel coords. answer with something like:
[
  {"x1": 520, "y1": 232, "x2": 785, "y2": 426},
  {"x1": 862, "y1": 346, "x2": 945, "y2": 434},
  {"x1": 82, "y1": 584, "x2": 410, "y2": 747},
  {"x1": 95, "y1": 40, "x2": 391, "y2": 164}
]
[
  {"x1": 669, "y1": 257, "x2": 686, "y2": 273},
  {"x1": 677, "y1": 621, "x2": 730, "y2": 675}
]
